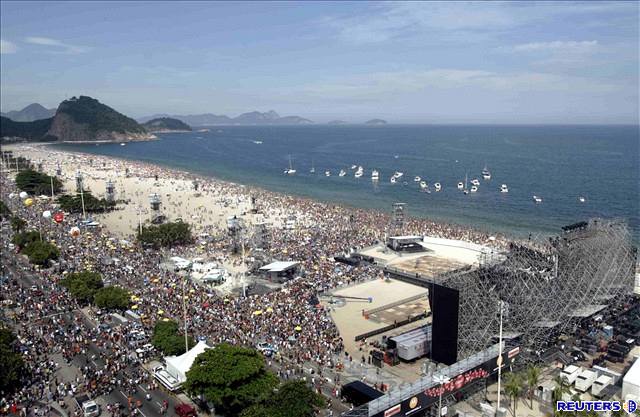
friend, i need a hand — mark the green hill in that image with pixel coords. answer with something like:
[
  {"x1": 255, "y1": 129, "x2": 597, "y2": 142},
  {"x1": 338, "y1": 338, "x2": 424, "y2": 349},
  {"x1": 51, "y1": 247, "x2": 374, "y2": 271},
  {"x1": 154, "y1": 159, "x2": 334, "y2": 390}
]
[
  {"x1": 47, "y1": 96, "x2": 154, "y2": 142},
  {"x1": 0, "y1": 116, "x2": 55, "y2": 142},
  {"x1": 142, "y1": 117, "x2": 192, "y2": 132}
]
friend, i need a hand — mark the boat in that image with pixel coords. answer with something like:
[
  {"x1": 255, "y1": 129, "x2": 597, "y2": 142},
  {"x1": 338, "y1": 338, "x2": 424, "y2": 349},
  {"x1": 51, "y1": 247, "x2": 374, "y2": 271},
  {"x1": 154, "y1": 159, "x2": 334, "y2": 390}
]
[
  {"x1": 414, "y1": 176, "x2": 421, "y2": 182},
  {"x1": 310, "y1": 159, "x2": 315, "y2": 174},
  {"x1": 578, "y1": 196, "x2": 586, "y2": 203},
  {"x1": 463, "y1": 172, "x2": 469, "y2": 195},
  {"x1": 284, "y1": 155, "x2": 296, "y2": 175},
  {"x1": 500, "y1": 184, "x2": 509, "y2": 193},
  {"x1": 355, "y1": 166, "x2": 364, "y2": 178},
  {"x1": 339, "y1": 170, "x2": 346, "y2": 177},
  {"x1": 371, "y1": 170, "x2": 379, "y2": 181},
  {"x1": 482, "y1": 165, "x2": 491, "y2": 180},
  {"x1": 470, "y1": 185, "x2": 478, "y2": 193},
  {"x1": 351, "y1": 165, "x2": 357, "y2": 170},
  {"x1": 470, "y1": 178, "x2": 480, "y2": 186},
  {"x1": 457, "y1": 182, "x2": 464, "y2": 190},
  {"x1": 420, "y1": 181, "x2": 428, "y2": 190},
  {"x1": 390, "y1": 176, "x2": 397, "y2": 184},
  {"x1": 434, "y1": 182, "x2": 441, "y2": 192},
  {"x1": 253, "y1": 140, "x2": 263, "y2": 145},
  {"x1": 120, "y1": 143, "x2": 126, "y2": 146},
  {"x1": 394, "y1": 155, "x2": 399, "y2": 159},
  {"x1": 533, "y1": 195, "x2": 543, "y2": 203},
  {"x1": 325, "y1": 170, "x2": 331, "y2": 177},
  {"x1": 394, "y1": 171, "x2": 404, "y2": 179}
]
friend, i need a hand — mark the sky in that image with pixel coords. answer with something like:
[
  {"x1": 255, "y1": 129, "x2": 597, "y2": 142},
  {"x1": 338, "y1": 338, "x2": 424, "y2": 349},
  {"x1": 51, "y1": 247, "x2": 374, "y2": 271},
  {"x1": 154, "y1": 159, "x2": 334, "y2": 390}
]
[{"x1": 1, "y1": 1, "x2": 638, "y2": 124}]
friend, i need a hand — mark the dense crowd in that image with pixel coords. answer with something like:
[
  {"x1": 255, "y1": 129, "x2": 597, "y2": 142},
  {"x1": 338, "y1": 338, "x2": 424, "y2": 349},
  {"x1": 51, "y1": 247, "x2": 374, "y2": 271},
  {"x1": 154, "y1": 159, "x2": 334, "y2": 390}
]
[{"x1": 0, "y1": 151, "x2": 511, "y2": 414}]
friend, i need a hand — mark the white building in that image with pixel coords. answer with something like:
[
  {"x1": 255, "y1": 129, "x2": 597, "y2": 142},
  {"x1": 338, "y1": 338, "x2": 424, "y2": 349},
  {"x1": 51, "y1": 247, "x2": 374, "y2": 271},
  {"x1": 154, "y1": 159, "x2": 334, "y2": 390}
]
[{"x1": 623, "y1": 359, "x2": 640, "y2": 401}]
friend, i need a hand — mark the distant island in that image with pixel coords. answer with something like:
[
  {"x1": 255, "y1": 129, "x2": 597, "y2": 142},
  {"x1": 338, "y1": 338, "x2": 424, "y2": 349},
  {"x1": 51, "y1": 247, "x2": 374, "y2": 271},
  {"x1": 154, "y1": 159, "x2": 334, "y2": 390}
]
[
  {"x1": 365, "y1": 119, "x2": 387, "y2": 125},
  {"x1": 1, "y1": 96, "x2": 155, "y2": 143},
  {"x1": 142, "y1": 117, "x2": 192, "y2": 133},
  {"x1": 139, "y1": 110, "x2": 313, "y2": 126},
  {"x1": 1, "y1": 103, "x2": 56, "y2": 122},
  {"x1": 327, "y1": 120, "x2": 348, "y2": 125}
]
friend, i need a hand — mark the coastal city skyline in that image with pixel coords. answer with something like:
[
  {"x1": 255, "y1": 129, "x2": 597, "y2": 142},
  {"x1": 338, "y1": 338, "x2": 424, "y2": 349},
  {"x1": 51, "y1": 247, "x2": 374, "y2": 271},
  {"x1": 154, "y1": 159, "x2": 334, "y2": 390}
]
[{"x1": 1, "y1": 1, "x2": 639, "y2": 124}]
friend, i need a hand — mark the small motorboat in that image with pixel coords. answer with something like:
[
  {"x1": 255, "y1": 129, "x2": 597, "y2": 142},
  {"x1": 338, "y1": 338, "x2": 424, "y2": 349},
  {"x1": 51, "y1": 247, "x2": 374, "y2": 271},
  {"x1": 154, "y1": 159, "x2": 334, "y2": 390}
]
[
  {"x1": 470, "y1": 178, "x2": 480, "y2": 186},
  {"x1": 434, "y1": 182, "x2": 441, "y2": 192},
  {"x1": 533, "y1": 195, "x2": 543, "y2": 203},
  {"x1": 390, "y1": 176, "x2": 397, "y2": 184},
  {"x1": 457, "y1": 182, "x2": 464, "y2": 190},
  {"x1": 371, "y1": 170, "x2": 379, "y2": 181},
  {"x1": 355, "y1": 166, "x2": 364, "y2": 178},
  {"x1": 470, "y1": 185, "x2": 478, "y2": 193},
  {"x1": 339, "y1": 170, "x2": 347, "y2": 177},
  {"x1": 284, "y1": 155, "x2": 296, "y2": 175},
  {"x1": 351, "y1": 165, "x2": 357, "y2": 170},
  {"x1": 420, "y1": 181, "x2": 428, "y2": 190},
  {"x1": 578, "y1": 196, "x2": 586, "y2": 203},
  {"x1": 500, "y1": 184, "x2": 509, "y2": 193},
  {"x1": 120, "y1": 143, "x2": 126, "y2": 146},
  {"x1": 482, "y1": 165, "x2": 491, "y2": 180},
  {"x1": 325, "y1": 170, "x2": 331, "y2": 177},
  {"x1": 414, "y1": 176, "x2": 421, "y2": 182}
]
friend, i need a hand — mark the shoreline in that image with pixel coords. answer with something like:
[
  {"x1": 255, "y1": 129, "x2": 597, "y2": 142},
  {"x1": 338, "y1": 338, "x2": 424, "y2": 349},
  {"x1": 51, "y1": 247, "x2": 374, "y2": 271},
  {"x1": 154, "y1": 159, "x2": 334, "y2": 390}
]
[{"x1": 5, "y1": 142, "x2": 517, "y2": 248}]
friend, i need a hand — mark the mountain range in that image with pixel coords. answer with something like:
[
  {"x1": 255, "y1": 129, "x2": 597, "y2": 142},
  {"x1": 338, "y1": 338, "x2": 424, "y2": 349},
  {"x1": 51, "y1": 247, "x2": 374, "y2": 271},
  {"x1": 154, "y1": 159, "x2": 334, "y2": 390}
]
[
  {"x1": 1, "y1": 103, "x2": 56, "y2": 122},
  {"x1": 138, "y1": 110, "x2": 313, "y2": 126}
]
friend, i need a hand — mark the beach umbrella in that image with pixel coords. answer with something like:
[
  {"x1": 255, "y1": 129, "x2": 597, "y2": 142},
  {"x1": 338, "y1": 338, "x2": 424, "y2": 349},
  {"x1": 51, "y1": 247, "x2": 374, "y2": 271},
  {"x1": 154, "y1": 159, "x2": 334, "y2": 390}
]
[
  {"x1": 43, "y1": 210, "x2": 52, "y2": 219},
  {"x1": 53, "y1": 212, "x2": 64, "y2": 224},
  {"x1": 9, "y1": 193, "x2": 15, "y2": 199},
  {"x1": 24, "y1": 198, "x2": 34, "y2": 207},
  {"x1": 162, "y1": 318, "x2": 170, "y2": 322},
  {"x1": 294, "y1": 325, "x2": 302, "y2": 332},
  {"x1": 266, "y1": 307, "x2": 274, "y2": 313},
  {"x1": 19, "y1": 191, "x2": 28, "y2": 199},
  {"x1": 253, "y1": 310, "x2": 263, "y2": 316},
  {"x1": 69, "y1": 227, "x2": 81, "y2": 237},
  {"x1": 131, "y1": 305, "x2": 138, "y2": 310}
]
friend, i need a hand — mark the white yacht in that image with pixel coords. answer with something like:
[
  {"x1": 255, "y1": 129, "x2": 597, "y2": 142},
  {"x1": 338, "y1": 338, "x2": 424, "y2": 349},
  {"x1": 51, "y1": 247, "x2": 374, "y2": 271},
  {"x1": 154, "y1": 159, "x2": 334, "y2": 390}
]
[
  {"x1": 325, "y1": 170, "x2": 331, "y2": 177},
  {"x1": 414, "y1": 176, "x2": 421, "y2": 182},
  {"x1": 533, "y1": 195, "x2": 543, "y2": 203},
  {"x1": 482, "y1": 165, "x2": 491, "y2": 180},
  {"x1": 120, "y1": 143, "x2": 126, "y2": 146},
  {"x1": 310, "y1": 159, "x2": 315, "y2": 174},
  {"x1": 339, "y1": 169, "x2": 347, "y2": 177},
  {"x1": 578, "y1": 196, "x2": 586, "y2": 203},
  {"x1": 390, "y1": 176, "x2": 397, "y2": 184},
  {"x1": 500, "y1": 184, "x2": 509, "y2": 193},
  {"x1": 470, "y1": 185, "x2": 478, "y2": 193},
  {"x1": 457, "y1": 182, "x2": 464, "y2": 190},
  {"x1": 470, "y1": 178, "x2": 480, "y2": 186},
  {"x1": 284, "y1": 155, "x2": 296, "y2": 175},
  {"x1": 419, "y1": 181, "x2": 428, "y2": 190},
  {"x1": 350, "y1": 165, "x2": 357, "y2": 170},
  {"x1": 371, "y1": 170, "x2": 379, "y2": 181},
  {"x1": 394, "y1": 171, "x2": 404, "y2": 179},
  {"x1": 434, "y1": 182, "x2": 441, "y2": 192},
  {"x1": 355, "y1": 166, "x2": 364, "y2": 178},
  {"x1": 253, "y1": 140, "x2": 263, "y2": 145}
]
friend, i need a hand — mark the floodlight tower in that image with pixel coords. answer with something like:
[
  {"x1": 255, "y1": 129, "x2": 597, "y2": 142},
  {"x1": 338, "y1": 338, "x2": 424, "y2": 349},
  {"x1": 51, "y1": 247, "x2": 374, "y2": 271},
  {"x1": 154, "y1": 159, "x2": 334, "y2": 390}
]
[
  {"x1": 105, "y1": 180, "x2": 116, "y2": 203},
  {"x1": 75, "y1": 170, "x2": 84, "y2": 193},
  {"x1": 391, "y1": 203, "x2": 406, "y2": 236}
]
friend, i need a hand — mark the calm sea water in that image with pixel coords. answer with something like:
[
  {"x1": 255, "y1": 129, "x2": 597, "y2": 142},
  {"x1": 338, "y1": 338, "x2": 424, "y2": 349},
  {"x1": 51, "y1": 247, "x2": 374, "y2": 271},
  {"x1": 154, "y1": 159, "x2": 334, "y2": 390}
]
[{"x1": 54, "y1": 125, "x2": 639, "y2": 239}]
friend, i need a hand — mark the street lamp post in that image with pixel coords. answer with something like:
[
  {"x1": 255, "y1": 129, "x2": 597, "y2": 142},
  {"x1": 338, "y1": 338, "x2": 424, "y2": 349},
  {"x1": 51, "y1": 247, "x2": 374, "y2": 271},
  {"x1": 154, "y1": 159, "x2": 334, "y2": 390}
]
[{"x1": 434, "y1": 374, "x2": 451, "y2": 416}]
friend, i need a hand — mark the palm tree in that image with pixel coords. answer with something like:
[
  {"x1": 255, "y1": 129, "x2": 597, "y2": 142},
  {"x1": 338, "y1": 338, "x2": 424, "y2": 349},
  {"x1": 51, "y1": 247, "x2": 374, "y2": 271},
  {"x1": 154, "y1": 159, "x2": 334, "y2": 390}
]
[
  {"x1": 552, "y1": 375, "x2": 572, "y2": 417},
  {"x1": 504, "y1": 372, "x2": 524, "y2": 417},
  {"x1": 526, "y1": 365, "x2": 541, "y2": 409}
]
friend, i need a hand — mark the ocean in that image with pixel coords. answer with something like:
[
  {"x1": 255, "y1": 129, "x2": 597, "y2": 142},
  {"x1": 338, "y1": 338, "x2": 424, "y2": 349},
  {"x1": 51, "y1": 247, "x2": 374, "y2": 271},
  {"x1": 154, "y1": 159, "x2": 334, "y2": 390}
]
[{"x1": 54, "y1": 125, "x2": 640, "y2": 240}]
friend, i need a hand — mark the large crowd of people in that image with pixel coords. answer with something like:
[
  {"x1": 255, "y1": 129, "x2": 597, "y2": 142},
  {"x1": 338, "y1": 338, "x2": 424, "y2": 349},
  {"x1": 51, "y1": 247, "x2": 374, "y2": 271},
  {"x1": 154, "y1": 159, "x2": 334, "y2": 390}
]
[{"x1": 0, "y1": 150, "x2": 511, "y2": 415}]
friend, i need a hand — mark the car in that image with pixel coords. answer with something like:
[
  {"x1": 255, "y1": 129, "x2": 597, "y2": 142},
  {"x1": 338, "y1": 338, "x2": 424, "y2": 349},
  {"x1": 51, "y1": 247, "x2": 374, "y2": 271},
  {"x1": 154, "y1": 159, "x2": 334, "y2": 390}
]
[
  {"x1": 98, "y1": 323, "x2": 111, "y2": 332},
  {"x1": 135, "y1": 344, "x2": 154, "y2": 355},
  {"x1": 30, "y1": 285, "x2": 38, "y2": 292},
  {"x1": 570, "y1": 350, "x2": 586, "y2": 362},
  {"x1": 256, "y1": 342, "x2": 278, "y2": 356}
]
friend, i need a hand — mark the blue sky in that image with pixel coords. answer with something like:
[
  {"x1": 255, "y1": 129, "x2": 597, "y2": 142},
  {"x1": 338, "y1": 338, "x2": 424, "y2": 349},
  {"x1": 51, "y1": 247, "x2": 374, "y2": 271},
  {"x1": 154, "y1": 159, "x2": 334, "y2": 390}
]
[{"x1": 1, "y1": 1, "x2": 638, "y2": 123}]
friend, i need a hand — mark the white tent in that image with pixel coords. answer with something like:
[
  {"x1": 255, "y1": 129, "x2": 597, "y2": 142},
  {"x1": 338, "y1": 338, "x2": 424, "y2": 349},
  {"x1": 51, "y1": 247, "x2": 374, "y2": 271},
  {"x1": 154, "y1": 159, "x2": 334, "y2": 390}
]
[{"x1": 165, "y1": 340, "x2": 211, "y2": 383}]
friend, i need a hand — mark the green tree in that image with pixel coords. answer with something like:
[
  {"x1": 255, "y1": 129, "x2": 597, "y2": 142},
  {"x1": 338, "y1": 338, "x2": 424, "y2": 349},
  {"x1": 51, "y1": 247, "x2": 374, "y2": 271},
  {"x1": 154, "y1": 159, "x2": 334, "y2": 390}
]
[
  {"x1": 240, "y1": 380, "x2": 326, "y2": 417},
  {"x1": 138, "y1": 220, "x2": 193, "y2": 248},
  {"x1": 185, "y1": 343, "x2": 279, "y2": 417},
  {"x1": 12, "y1": 230, "x2": 40, "y2": 248},
  {"x1": 94, "y1": 286, "x2": 130, "y2": 310},
  {"x1": 504, "y1": 372, "x2": 524, "y2": 417},
  {"x1": 0, "y1": 200, "x2": 11, "y2": 221},
  {"x1": 526, "y1": 365, "x2": 541, "y2": 408},
  {"x1": 57, "y1": 192, "x2": 116, "y2": 214},
  {"x1": 10, "y1": 216, "x2": 27, "y2": 233},
  {"x1": 22, "y1": 240, "x2": 59, "y2": 266},
  {"x1": 60, "y1": 271, "x2": 104, "y2": 302},
  {"x1": 552, "y1": 375, "x2": 572, "y2": 417},
  {"x1": 15, "y1": 169, "x2": 63, "y2": 195},
  {"x1": 0, "y1": 328, "x2": 26, "y2": 395},
  {"x1": 151, "y1": 320, "x2": 194, "y2": 356}
]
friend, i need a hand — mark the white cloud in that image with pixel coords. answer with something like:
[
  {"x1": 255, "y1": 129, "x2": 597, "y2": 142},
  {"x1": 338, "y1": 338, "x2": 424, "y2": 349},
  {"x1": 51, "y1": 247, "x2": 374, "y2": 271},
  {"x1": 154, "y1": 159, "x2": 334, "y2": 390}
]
[
  {"x1": 0, "y1": 39, "x2": 18, "y2": 54},
  {"x1": 24, "y1": 36, "x2": 89, "y2": 54},
  {"x1": 509, "y1": 40, "x2": 599, "y2": 53}
]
